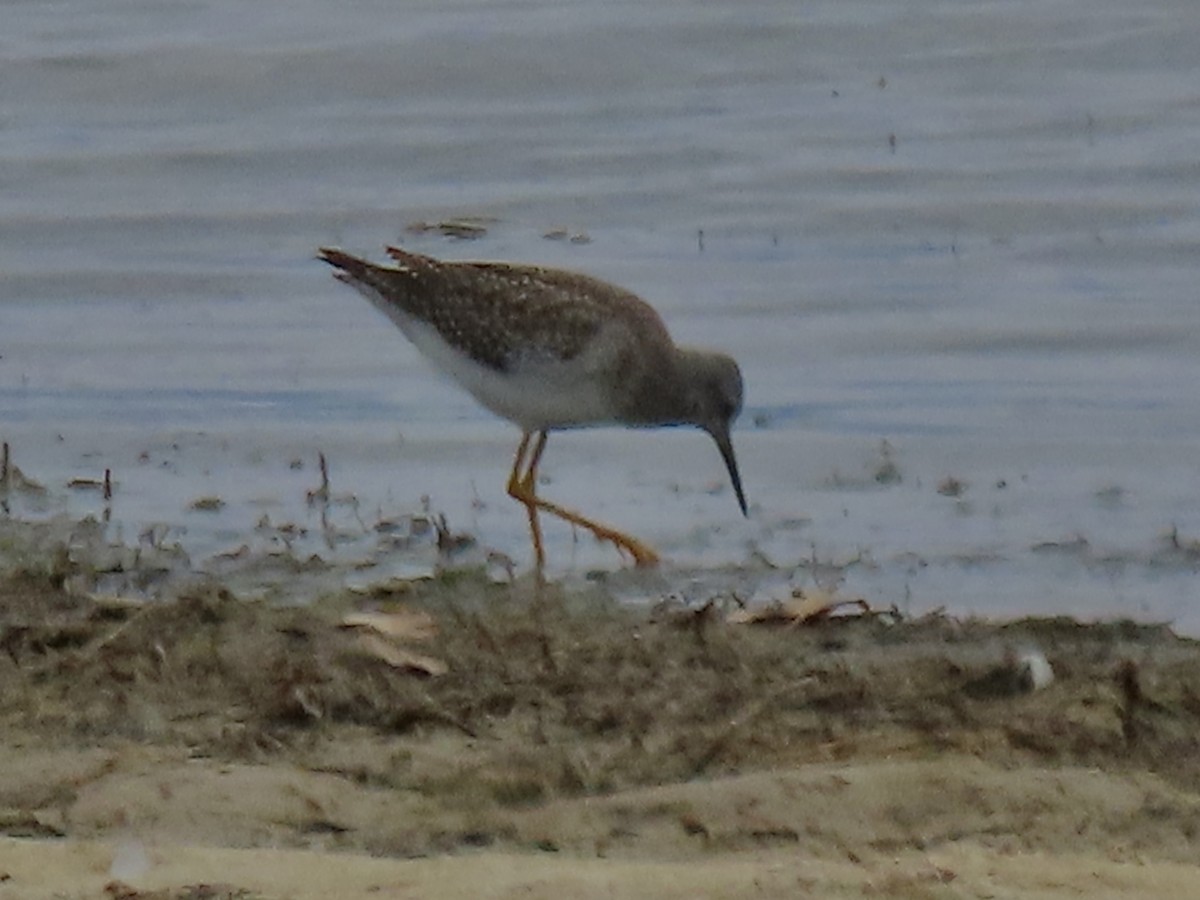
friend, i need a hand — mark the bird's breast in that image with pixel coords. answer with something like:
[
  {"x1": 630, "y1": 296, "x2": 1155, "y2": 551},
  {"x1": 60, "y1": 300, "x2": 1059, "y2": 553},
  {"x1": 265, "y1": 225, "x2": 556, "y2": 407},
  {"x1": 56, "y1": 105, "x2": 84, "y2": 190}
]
[{"x1": 400, "y1": 316, "x2": 618, "y2": 430}]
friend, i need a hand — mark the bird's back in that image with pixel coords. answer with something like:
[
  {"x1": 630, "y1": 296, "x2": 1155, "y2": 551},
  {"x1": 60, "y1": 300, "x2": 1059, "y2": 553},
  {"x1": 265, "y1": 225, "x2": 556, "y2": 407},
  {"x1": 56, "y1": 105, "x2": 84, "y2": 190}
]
[{"x1": 324, "y1": 246, "x2": 673, "y2": 375}]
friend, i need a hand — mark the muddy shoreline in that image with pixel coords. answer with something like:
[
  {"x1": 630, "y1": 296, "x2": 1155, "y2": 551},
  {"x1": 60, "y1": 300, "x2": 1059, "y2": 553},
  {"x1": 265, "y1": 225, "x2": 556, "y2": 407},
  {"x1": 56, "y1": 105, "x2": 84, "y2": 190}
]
[{"x1": 1, "y1": 514, "x2": 1199, "y2": 897}]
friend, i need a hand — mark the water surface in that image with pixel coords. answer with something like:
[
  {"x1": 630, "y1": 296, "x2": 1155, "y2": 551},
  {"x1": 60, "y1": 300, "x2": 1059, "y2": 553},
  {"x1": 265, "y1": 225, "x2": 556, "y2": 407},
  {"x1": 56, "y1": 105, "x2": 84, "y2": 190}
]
[{"x1": 3, "y1": 0, "x2": 1199, "y2": 627}]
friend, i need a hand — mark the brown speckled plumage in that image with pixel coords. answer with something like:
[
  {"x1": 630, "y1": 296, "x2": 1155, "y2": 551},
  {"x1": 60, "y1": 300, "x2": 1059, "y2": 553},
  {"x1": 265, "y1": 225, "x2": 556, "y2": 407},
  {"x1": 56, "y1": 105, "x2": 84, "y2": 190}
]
[{"x1": 375, "y1": 246, "x2": 670, "y2": 373}]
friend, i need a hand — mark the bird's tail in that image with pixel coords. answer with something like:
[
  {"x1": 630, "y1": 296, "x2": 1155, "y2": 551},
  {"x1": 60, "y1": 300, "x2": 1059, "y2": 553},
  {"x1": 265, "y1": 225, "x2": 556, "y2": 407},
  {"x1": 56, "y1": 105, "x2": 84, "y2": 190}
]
[
  {"x1": 316, "y1": 247, "x2": 387, "y2": 287},
  {"x1": 319, "y1": 246, "x2": 440, "y2": 332},
  {"x1": 383, "y1": 245, "x2": 436, "y2": 270},
  {"x1": 318, "y1": 245, "x2": 443, "y2": 286}
]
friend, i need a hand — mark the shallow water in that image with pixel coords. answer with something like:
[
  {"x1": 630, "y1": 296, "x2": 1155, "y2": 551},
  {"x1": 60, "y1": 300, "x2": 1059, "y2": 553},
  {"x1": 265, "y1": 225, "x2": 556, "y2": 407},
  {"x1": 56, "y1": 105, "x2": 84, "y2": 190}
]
[{"x1": 3, "y1": 0, "x2": 1199, "y2": 627}]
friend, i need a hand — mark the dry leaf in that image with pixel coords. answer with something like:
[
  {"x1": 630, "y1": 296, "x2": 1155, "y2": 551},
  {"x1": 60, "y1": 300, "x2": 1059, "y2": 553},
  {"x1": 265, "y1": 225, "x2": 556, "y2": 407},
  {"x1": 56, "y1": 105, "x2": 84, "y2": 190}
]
[
  {"x1": 341, "y1": 609, "x2": 438, "y2": 642},
  {"x1": 727, "y1": 589, "x2": 870, "y2": 626},
  {"x1": 357, "y1": 633, "x2": 448, "y2": 677}
]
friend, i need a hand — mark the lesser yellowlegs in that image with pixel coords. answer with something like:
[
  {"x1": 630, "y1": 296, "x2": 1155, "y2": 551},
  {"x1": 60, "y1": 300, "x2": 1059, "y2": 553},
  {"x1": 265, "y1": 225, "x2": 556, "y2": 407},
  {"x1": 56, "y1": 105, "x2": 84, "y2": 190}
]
[{"x1": 318, "y1": 245, "x2": 746, "y2": 569}]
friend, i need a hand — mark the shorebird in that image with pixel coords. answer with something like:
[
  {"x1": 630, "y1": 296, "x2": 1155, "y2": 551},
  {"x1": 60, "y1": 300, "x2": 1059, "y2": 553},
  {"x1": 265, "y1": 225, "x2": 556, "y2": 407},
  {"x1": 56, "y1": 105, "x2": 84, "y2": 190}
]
[{"x1": 318, "y1": 245, "x2": 746, "y2": 569}]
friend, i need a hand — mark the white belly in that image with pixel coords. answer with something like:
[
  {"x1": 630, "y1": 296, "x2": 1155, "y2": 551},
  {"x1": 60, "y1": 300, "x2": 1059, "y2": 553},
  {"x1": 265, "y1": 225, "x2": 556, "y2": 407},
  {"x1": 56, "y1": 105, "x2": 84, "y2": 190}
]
[{"x1": 398, "y1": 316, "x2": 617, "y2": 431}]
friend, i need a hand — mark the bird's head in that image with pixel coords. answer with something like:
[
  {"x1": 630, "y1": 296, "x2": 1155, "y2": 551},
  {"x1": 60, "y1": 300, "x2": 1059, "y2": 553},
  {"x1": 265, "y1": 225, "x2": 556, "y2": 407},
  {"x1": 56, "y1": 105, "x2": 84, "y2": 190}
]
[{"x1": 676, "y1": 349, "x2": 748, "y2": 516}]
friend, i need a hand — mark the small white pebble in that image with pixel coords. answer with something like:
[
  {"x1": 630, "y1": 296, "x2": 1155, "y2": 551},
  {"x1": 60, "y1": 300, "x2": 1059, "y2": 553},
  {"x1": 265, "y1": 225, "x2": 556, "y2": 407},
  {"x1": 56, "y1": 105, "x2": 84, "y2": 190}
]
[
  {"x1": 109, "y1": 837, "x2": 151, "y2": 881},
  {"x1": 1017, "y1": 648, "x2": 1054, "y2": 691}
]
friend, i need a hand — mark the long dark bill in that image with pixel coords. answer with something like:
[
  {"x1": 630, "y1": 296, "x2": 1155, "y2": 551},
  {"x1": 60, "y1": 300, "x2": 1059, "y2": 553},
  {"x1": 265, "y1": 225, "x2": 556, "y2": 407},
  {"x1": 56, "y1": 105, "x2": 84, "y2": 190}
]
[{"x1": 709, "y1": 425, "x2": 748, "y2": 517}]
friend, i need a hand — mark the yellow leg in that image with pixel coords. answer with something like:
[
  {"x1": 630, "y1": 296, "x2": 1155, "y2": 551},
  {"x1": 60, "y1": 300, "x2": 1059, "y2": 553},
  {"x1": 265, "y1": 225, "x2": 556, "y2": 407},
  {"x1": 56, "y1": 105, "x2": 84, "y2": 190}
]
[
  {"x1": 506, "y1": 432, "x2": 546, "y2": 570},
  {"x1": 506, "y1": 431, "x2": 660, "y2": 569}
]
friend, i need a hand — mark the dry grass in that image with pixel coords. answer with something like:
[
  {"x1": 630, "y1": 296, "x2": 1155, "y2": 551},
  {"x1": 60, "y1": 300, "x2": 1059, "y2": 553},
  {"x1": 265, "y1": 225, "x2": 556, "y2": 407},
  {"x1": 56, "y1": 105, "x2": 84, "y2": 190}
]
[
  {"x1": 4, "y1": 550, "x2": 1200, "y2": 895},
  {"x1": 3, "y1": 565, "x2": 1200, "y2": 800}
]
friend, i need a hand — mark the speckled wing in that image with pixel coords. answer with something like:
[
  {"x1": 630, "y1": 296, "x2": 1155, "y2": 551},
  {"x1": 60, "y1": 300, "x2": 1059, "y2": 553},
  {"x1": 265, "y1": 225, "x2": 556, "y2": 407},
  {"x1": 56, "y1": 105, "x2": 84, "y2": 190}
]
[{"x1": 379, "y1": 246, "x2": 673, "y2": 373}]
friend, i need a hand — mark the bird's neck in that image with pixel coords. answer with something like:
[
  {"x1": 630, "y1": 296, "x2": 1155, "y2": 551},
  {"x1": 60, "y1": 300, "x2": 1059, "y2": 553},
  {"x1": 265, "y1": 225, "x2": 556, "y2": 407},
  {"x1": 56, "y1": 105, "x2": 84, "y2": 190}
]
[{"x1": 618, "y1": 348, "x2": 701, "y2": 427}]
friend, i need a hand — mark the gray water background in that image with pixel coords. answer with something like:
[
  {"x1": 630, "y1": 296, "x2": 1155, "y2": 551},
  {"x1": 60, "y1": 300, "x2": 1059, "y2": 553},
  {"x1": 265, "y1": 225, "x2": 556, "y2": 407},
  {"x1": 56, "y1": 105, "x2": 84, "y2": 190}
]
[{"x1": 3, "y1": 0, "x2": 1200, "y2": 626}]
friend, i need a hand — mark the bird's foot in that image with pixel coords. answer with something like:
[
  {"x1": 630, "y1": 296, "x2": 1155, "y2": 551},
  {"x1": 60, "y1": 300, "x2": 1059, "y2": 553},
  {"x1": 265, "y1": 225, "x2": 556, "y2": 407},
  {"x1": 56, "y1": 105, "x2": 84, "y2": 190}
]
[
  {"x1": 578, "y1": 521, "x2": 661, "y2": 568},
  {"x1": 522, "y1": 493, "x2": 660, "y2": 568}
]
